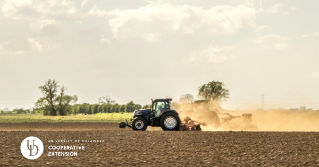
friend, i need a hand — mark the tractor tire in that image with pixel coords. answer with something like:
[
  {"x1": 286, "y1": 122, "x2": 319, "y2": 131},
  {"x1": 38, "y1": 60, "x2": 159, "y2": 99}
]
[
  {"x1": 160, "y1": 112, "x2": 181, "y2": 131},
  {"x1": 132, "y1": 117, "x2": 147, "y2": 131}
]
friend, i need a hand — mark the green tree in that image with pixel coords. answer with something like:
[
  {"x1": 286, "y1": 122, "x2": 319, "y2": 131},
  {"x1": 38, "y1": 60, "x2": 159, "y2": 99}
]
[
  {"x1": 119, "y1": 105, "x2": 125, "y2": 113},
  {"x1": 98, "y1": 105, "x2": 105, "y2": 113},
  {"x1": 105, "y1": 104, "x2": 112, "y2": 113},
  {"x1": 33, "y1": 108, "x2": 41, "y2": 114},
  {"x1": 90, "y1": 104, "x2": 99, "y2": 114},
  {"x1": 125, "y1": 101, "x2": 135, "y2": 112},
  {"x1": 35, "y1": 79, "x2": 78, "y2": 116},
  {"x1": 110, "y1": 103, "x2": 119, "y2": 113},
  {"x1": 72, "y1": 104, "x2": 81, "y2": 114},
  {"x1": 35, "y1": 79, "x2": 59, "y2": 116},
  {"x1": 134, "y1": 104, "x2": 142, "y2": 111},
  {"x1": 198, "y1": 81, "x2": 229, "y2": 101},
  {"x1": 56, "y1": 86, "x2": 78, "y2": 115},
  {"x1": 13, "y1": 108, "x2": 27, "y2": 114},
  {"x1": 79, "y1": 103, "x2": 90, "y2": 114},
  {"x1": 112, "y1": 104, "x2": 120, "y2": 113},
  {"x1": 142, "y1": 104, "x2": 151, "y2": 109}
]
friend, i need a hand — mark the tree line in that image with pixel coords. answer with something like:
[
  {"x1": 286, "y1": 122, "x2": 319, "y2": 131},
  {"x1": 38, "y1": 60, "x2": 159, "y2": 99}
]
[
  {"x1": 0, "y1": 102, "x2": 152, "y2": 115},
  {"x1": 0, "y1": 108, "x2": 32, "y2": 114},
  {"x1": 34, "y1": 79, "x2": 229, "y2": 116},
  {"x1": 67, "y1": 102, "x2": 151, "y2": 115},
  {"x1": 33, "y1": 101, "x2": 152, "y2": 115}
]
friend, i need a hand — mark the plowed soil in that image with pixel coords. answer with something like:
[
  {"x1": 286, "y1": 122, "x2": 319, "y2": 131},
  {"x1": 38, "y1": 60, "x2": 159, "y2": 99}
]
[{"x1": 1, "y1": 123, "x2": 319, "y2": 166}]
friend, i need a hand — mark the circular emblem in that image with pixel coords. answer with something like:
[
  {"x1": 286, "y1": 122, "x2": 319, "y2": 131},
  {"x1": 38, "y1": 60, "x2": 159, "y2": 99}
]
[{"x1": 20, "y1": 136, "x2": 44, "y2": 160}]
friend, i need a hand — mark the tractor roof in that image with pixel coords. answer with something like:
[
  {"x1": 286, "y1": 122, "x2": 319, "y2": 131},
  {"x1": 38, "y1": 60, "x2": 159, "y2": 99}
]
[{"x1": 153, "y1": 98, "x2": 172, "y2": 102}]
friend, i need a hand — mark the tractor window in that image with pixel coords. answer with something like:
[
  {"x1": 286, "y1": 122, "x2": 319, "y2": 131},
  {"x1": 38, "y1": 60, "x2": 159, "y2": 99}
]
[{"x1": 155, "y1": 101, "x2": 169, "y2": 117}]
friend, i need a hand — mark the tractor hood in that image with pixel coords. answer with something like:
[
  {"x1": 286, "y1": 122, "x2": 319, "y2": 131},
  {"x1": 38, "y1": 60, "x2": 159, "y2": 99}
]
[{"x1": 133, "y1": 109, "x2": 152, "y2": 117}]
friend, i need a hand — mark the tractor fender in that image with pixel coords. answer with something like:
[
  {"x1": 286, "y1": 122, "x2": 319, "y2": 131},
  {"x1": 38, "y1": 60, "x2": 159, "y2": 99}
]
[
  {"x1": 161, "y1": 109, "x2": 179, "y2": 116},
  {"x1": 159, "y1": 110, "x2": 179, "y2": 120}
]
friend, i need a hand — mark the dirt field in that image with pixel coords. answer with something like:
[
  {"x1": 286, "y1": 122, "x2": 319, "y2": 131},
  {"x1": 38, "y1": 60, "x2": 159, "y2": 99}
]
[{"x1": 1, "y1": 123, "x2": 319, "y2": 166}]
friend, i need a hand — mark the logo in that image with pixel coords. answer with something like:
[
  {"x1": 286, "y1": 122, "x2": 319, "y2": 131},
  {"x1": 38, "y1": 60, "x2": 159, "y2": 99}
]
[{"x1": 20, "y1": 136, "x2": 44, "y2": 160}]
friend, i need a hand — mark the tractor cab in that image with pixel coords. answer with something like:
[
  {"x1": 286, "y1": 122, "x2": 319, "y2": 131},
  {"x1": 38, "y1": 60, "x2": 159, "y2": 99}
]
[{"x1": 152, "y1": 98, "x2": 172, "y2": 117}]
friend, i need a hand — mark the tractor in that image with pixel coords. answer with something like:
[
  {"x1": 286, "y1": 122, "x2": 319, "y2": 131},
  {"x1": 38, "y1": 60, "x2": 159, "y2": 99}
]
[{"x1": 119, "y1": 98, "x2": 201, "y2": 131}]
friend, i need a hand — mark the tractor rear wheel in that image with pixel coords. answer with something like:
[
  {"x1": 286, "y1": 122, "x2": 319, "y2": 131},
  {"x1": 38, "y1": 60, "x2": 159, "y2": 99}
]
[
  {"x1": 132, "y1": 117, "x2": 147, "y2": 131},
  {"x1": 160, "y1": 113, "x2": 181, "y2": 131}
]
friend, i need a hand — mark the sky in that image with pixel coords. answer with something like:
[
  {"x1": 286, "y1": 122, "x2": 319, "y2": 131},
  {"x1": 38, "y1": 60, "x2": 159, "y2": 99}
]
[{"x1": 0, "y1": 0, "x2": 319, "y2": 110}]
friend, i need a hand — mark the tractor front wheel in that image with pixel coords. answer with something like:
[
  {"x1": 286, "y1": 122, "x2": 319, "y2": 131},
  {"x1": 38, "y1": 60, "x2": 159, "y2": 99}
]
[
  {"x1": 132, "y1": 117, "x2": 147, "y2": 131},
  {"x1": 160, "y1": 113, "x2": 181, "y2": 131}
]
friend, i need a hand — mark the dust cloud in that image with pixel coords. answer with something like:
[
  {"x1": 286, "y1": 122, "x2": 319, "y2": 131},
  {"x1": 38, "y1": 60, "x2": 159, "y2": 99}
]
[
  {"x1": 175, "y1": 101, "x2": 319, "y2": 132},
  {"x1": 247, "y1": 110, "x2": 319, "y2": 131}
]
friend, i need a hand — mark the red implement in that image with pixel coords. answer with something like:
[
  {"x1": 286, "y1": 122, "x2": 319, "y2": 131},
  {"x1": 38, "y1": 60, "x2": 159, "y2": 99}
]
[{"x1": 185, "y1": 120, "x2": 197, "y2": 130}]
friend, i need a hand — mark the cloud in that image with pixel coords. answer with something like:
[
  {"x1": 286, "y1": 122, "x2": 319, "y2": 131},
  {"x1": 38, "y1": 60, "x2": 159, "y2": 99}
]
[
  {"x1": 81, "y1": 0, "x2": 89, "y2": 9},
  {"x1": 254, "y1": 34, "x2": 289, "y2": 50},
  {"x1": 311, "y1": 72, "x2": 319, "y2": 78},
  {"x1": 78, "y1": 27, "x2": 101, "y2": 34},
  {"x1": 283, "y1": 12, "x2": 289, "y2": 15},
  {"x1": 267, "y1": 3, "x2": 283, "y2": 13},
  {"x1": 255, "y1": 25, "x2": 272, "y2": 32},
  {"x1": 0, "y1": 40, "x2": 31, "y2": 54},
  {"x1": 191, "y1": 46, "x2": 233, "y2": 63},
  {"x1": 28, "y1": 38, "x2": 42, "y2": 51},
  {"x1": 100, "y1": 35, "x2": 110, "y2": 43},
  {"x1": 1, "y1": 0, "x2": 79, "y2": 19},
  {"x1": 66, "y1": 6, "x2": 77, "y2": 14},
  {"x1": 30, "y1": 19, "x2": 56, "y2": 29},
  {"x1": 60, "y1": 0, "x2": 72, "y2": 6},
  {"x1": 275, "y1": 43, "x2": 289, "y2": 50},
  {"x1": 47, "y1": 43, "x2": 61, "y2": 50},
  {"x1": 1, "y1": 0, "x2": 32, "y2": 18},
  {"x1": 301, "y1": 32, "x2": 319, "y2": 38},
  {"x1": 89, "y1": 3, "x2": 256, "y2": 41},
  {"x1": 258, "y1": 0, "x2": 266, "y2": 12},
  {"x1": 141, "y1": 33, "x2": 160, "y2": 42}
]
